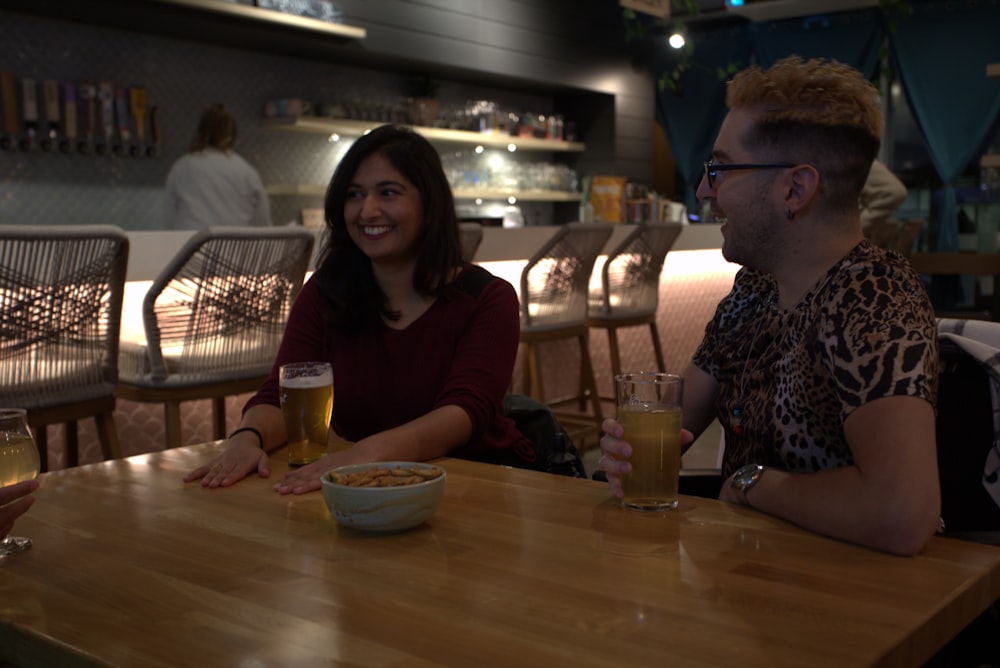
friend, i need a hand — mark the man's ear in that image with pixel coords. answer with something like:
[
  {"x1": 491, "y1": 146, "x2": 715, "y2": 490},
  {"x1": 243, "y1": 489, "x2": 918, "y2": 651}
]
[{"x1": 783, "y1": 163, "x2": 820, "y2": 218}]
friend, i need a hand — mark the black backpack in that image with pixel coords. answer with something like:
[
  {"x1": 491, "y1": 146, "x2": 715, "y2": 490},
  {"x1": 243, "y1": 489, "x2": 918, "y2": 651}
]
[{"x1": 503, "y1": 393, "x2": 587, "y2": 479}]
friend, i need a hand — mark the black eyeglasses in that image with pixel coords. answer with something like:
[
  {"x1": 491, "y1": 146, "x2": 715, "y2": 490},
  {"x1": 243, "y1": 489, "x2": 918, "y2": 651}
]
[{"x1": 703, "y1": 160, "x2": 796, "y2": 188}]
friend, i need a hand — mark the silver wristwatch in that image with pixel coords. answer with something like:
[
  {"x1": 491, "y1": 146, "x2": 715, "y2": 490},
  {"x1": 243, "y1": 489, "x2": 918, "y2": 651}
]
[{"x1": 731, "y1": 464, "x2": 765, "y2": 505}]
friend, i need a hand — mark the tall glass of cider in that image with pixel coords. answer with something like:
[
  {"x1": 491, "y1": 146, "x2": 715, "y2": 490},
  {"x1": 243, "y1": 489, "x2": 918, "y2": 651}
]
[
  {"x1": 615, "y1": 372, "x2": 683, "y2": 510},
  {"x1": 279, "y1": 362, "x2": 334, "y2": 467},
  {"x1": 0, "y1": 408, "x2": 41, "y2": 556}
]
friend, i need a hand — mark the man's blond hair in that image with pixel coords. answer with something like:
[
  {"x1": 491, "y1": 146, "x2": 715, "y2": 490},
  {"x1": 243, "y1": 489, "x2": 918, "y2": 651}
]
[{"x1": 727, "y1": 56, "x2": 883, "y2": 212}]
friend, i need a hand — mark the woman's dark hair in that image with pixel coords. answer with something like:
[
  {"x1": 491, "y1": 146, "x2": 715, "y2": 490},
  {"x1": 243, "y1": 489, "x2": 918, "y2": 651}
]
[
  {"x1": 190, "y1": 103, "x2": 237, "y2": 152},
  {"x1": 314, "y1": 124, "x2": 462, "y2": 332}
]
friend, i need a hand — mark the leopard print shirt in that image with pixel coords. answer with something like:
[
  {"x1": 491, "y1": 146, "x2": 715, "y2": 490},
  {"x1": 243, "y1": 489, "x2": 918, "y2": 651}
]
[{"x1": 693, "y1": 240, "x2": 938, "y2": 478}]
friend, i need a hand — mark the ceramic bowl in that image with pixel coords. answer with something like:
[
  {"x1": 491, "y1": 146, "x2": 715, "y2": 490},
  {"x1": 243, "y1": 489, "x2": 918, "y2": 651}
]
[{"x1": 320, "y1": 461, "x2": 446, "y2": 533}]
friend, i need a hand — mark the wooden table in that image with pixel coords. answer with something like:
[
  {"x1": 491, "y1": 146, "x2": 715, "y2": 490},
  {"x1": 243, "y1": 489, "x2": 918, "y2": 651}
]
[{"x1": 2, "y1": 443, "x2": 999, "y2": 667}]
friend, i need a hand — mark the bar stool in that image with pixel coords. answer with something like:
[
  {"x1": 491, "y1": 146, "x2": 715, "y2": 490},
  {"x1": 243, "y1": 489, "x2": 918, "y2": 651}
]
[
  {"x1": 117, "y1": 226, "x2": 314, "y2": 449},
  {"x1": 0, "y1": 224, "x2": 129, "y2": 470},
  {"x1": 518, "y1": 222, "x2": 613, "y2": 450},
  {"x1": 586, "y1": 222, "x2": 684, "y2": 399}
]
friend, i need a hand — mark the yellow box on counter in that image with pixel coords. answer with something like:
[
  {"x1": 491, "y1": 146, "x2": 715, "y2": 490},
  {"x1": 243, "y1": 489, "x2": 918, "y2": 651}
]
[{"x1": 590, "y1": 176, "x2": 627, "y2": 223}]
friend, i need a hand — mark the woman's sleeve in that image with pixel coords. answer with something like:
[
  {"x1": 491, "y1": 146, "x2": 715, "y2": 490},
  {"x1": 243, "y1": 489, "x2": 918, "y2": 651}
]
[{"x1": 434, "y1": 277, "x2": 521, "y2": 440}]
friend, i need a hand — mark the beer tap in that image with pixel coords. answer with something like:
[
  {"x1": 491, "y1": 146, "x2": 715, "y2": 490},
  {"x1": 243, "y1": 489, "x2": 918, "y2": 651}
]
[
  {"x1": 113, "y1": 87, "x2": 130, "y2": 156},
  {"x1": 41, "y1": 80, "x2": 60, "y2": 152},
  {"x1": 0, "y1": 71, "x2": 18, "y2": 151},
  {"x1": 97, "y1": 80, "x2": 113, "y2": 155},
  {"x1": 148, "y1": 103, "x2": 161, "y2": 158},
  {"x1": 129, "y1": 86, "x2": 147, "y2": 157},
  {"x1": 77, "y1": 82, "x2": 96, "y2": 154},
  {"x1": 20, "y1": 78, "x2": 38, "y2": 151},
  {"x1": 61, "y1": 83, "x2": 77, "y2": 154}
]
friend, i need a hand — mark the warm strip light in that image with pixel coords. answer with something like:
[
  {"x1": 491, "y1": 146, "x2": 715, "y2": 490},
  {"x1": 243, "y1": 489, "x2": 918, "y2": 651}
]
[
  {"x1": 120, "y1": 250, "x2": 737, "y2": 344},
  {"x1": 479, "y1": 248, "x2": 737, "y2": 303}
]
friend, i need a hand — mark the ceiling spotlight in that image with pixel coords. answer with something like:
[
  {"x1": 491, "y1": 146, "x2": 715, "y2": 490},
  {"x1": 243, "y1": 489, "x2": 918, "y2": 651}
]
[{"x1": 669, "y1": 32, "x2": 685, "y2": 49}]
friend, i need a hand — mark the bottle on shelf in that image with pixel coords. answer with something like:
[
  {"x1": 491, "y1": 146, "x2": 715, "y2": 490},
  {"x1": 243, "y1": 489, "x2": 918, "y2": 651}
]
[{"x1": 578, "y1": 176, "x2": 595, "y2": 223}]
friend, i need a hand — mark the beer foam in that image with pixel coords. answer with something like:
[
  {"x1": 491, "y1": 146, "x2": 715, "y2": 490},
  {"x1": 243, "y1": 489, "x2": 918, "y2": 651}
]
[{"x1": 281, "y1": 372, "x2": 332, "y2": 389}]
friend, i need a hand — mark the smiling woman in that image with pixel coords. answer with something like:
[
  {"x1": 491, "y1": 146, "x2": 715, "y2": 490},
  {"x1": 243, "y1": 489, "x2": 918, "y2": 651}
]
[
  {"x1": 342, "y1": 152, "x2": 426, "y2": 275},
  {"x1": 183, "y1": 124, "x2": 541, "y2": 495}
]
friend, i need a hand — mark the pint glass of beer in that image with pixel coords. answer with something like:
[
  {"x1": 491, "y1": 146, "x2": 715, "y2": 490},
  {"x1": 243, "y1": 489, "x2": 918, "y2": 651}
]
[
  {"x1": 615, "y1": 372, "x2": 683, "y2": 510},
  {"x1": 279, "y1": 362, "x2": 334, "y2": 467}
]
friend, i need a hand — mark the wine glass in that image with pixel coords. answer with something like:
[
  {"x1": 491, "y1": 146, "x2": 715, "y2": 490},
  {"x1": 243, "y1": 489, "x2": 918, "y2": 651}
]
[{"x1": 0, "y1": 408, "x2": 41, "y2": 556}]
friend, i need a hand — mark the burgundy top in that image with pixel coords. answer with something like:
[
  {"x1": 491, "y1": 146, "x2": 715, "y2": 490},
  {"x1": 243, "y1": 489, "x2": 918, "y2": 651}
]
[{"x1": 246, "y1": 263, "x2": 535, "y2": 462}]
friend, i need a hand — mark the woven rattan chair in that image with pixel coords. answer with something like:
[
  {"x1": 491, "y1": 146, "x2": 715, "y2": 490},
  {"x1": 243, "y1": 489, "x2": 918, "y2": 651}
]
[
  {"x1": 117, "y1": 226, "x2": 315, "y2": 449},
  {"x1": 0, "y1": 224, "x2": 129, "y2": 470},
  {"x1": 587, "y1": 222, "x2": 683, "y2": 399},
  {"x1": 459, "y1": 222, "x2": 484, "y2": 262},
  {"x1": 518, "y1": 222, "x2": 613, "y2": 450}
]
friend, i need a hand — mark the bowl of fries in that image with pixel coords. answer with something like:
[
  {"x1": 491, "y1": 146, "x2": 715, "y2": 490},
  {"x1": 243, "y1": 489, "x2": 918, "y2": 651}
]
[{"x1": 321, "y1": 461, "x2": 446, "y2": 532}]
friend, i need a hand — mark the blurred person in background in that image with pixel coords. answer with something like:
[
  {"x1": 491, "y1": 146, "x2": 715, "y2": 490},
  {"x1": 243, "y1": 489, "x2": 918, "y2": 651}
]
[
  {"x1": 164, "y1": 103, "x2": 272, "y2": 230},
  {"x1": 859, "y1": 158, "x2": 908, "y2": 237}
]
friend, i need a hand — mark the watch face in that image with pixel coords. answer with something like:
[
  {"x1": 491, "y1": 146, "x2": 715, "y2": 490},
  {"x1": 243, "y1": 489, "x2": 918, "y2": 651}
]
[{"x1": 735, "y1": 465, "x2": 761, "y2": 490}]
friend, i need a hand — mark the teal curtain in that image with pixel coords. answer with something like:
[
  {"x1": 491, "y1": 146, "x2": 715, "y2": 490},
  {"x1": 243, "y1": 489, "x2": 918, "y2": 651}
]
[
  {"x1": 653, "y1": 24, "x2": 751, "y2": 214},
  {"x1": 651, "y1": 2, "x2": 1000, "y2": 234},
  {"x1": 749, "y1": 8, "x2": 884, "y2": 76},
  {"x1": 890, "y1": 0, "x2": 1000, "y2": 252}
]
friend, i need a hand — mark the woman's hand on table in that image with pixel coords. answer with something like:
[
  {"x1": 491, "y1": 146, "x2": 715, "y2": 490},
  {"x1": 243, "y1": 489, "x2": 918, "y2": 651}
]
[
  {"x1": 596, "y1": 418, "x2": 694, "y2": 499},
  {"x1": 183, "y1": 437, "x2": 271, "y2": 488},
  {"x1": 273, "y1": 454, "x2": 336, "y2": 495}
]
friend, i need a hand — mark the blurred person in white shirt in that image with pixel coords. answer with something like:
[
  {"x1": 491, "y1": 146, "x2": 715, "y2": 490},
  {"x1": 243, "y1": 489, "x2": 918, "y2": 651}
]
[
  {"x1": 859, "y1": 158, "x2": 907, "y2": 235},
  {"x1": 165, "y1": 103, "x2": 272, "y2": 230}
]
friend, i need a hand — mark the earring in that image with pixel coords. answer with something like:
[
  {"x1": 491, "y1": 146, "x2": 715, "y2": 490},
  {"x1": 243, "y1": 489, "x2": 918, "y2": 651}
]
[{"x1": 786, "y1": 209, "x2": 794, "y2": 221}]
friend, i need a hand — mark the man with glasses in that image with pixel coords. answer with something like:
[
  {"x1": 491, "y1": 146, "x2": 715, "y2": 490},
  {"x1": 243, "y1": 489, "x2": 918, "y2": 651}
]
[{"x1": 597, "y1": 56, "x2": 940, "y2": 556}]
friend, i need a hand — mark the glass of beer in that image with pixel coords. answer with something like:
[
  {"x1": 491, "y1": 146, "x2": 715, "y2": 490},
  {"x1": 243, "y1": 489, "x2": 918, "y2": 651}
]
[
  {"x1": 615, "y1": 372, "x2": 683, "y2": 510},
  {"x1": 279, "y1": 362, "x2": 334, "y2": 467},
  {"x1": 0, "y1": 408, "x2": 41, "y2": 556}
]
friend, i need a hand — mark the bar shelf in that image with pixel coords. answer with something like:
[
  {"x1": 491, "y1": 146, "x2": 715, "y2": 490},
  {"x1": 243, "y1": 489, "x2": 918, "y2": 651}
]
[
  {"x1": 266, "y1": 183, "x2": 581, "y2": 202},
  {"x1": 262, "y1": 117, "x2": 585, "y2": 153},
  {"x1": 150, "y1": 0, "x2": 367, "y2": 40}
]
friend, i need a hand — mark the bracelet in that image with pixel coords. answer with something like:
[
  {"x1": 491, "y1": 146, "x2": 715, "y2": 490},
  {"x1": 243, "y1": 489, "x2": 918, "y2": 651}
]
[{"x1": 229, "y1": 426, "x2": 265, "y2": 449}]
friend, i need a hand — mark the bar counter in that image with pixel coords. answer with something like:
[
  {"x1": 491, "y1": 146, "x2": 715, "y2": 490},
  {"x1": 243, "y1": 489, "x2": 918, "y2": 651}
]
[
  {"x1": 123, "y1": 224, "x2": 727, "y2": 280},
  {"x1": 2, "y1": 443, "x2": 999, "y2": 667}
]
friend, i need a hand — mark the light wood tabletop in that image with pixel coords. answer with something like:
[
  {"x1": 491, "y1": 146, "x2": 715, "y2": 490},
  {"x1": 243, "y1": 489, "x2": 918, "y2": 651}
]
[{"x1": 2, "y1": 442, "x2": 999, "y2": 667}]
